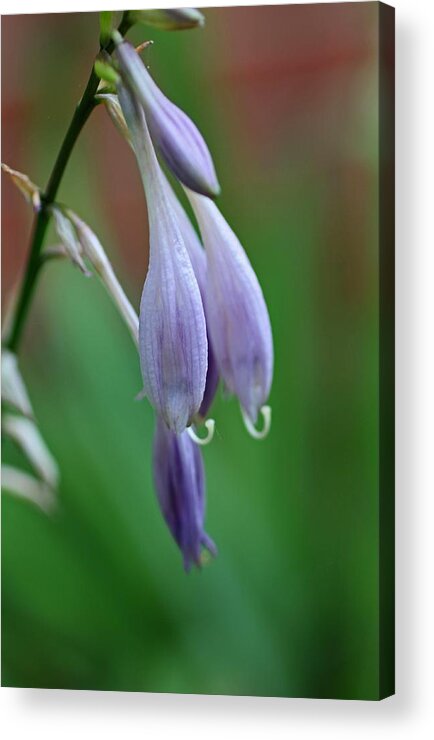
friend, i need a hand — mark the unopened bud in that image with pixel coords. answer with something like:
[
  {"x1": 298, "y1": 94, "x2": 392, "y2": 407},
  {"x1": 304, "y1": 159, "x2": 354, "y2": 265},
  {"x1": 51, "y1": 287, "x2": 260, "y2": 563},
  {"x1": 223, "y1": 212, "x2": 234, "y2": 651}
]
[{"x1": 114, "y1": 38, "x2": 220, "y2": 198}]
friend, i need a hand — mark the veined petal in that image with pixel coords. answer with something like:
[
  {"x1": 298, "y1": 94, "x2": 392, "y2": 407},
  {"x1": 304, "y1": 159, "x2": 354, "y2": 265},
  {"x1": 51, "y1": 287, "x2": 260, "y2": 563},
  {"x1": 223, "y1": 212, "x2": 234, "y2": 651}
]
[
  {"x1": 118, "y1": 83, "x2": 208, "y2": 433},
  {"x1": 153, "y1": 416, "x2": 216, "y2": 571},
  {"x1": 186, "y1": 190, "x2": 274, "y2": 425},
  {"x1": 114, "y1": 38, "x2": 220, "y2": 198},
  {"x1": 161, "y1": 178, "x2": 219, "y2": 418}
]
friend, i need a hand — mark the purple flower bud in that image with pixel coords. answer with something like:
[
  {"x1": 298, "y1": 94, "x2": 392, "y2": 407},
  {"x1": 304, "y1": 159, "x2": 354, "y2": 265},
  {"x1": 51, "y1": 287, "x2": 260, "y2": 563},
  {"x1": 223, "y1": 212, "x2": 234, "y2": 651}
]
[
  {"x1": 118, "y1": 83, "x2": 208, "y2": 433},
  {"x1": 114, "y1": 38, "x2": 220, "y2": 198},
  {"x1": 153, "y1": 416, "x2": 216, "y2": 571},
  {"x1": 187, "y1": 190, "x2": 274, "y2": 430},
  {"x1": 161, "y1": 178, "x2": 219, "y2": 419}
]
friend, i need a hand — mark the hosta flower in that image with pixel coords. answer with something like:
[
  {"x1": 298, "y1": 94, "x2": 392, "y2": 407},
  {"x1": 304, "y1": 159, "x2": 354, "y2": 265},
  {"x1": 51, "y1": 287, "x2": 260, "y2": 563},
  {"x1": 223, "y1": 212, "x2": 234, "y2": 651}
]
[
  {"x1": 187, "y1": 190, "x2": 273, "y2": 437},
  {"x1": 153, "y1": 416, "x2": 216, "y2": 570},
  {"x1": 114, "y1": 34, "x2": 220, "y2": 198},
  {"x1": 96, "y1": 91, "x2": 219, "y2": 423},
  {"x1": 162, "y1": 178, "x2": 219, "y2": 420},
  {"x1": 118, "y1": 83, "x2": 208, "y2": 433}
]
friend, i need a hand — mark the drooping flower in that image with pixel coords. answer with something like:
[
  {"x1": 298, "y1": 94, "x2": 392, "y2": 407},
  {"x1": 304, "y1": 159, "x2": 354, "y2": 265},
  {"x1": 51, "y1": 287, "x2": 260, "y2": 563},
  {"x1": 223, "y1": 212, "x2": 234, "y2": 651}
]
[
  {"x1": 186, "y1": 189, "x2": 274, "y2": 436},
  {"x1": 118, "y1": 82, "x2": 208, "y2": 433},
  {"x1": 114, "y1": 34, "x2": 220, "y2": 198},
  {"x1": 161, "y1": 177, "x2": 219, "y2": 420},
  {"x1": 97, "y1": 89, "x2": 219, "y2": 424},
  {"x1": 153, "y1": 415, "x2": 216, "y2": 570}
]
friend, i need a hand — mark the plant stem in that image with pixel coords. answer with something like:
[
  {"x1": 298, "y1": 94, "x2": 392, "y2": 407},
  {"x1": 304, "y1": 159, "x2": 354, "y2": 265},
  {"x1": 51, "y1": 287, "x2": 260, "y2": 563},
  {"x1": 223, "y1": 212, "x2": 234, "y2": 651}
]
[
  {"x1": 5, "y1": 14, "x2": 130, "y2": 353},
  {"x1": 6, "y1": 88, "x2": 97, "y2": 352}
]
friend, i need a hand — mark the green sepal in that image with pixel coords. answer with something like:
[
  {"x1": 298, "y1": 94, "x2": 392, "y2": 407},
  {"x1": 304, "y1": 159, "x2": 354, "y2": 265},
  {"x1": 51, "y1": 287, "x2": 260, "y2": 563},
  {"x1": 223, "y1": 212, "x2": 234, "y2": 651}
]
[
  {"x1": 94, "y1": 58, "x2": 120, "y2": 85},
  {"x1": 99, "y1": 11, "x2": 114, "y2": 47}
]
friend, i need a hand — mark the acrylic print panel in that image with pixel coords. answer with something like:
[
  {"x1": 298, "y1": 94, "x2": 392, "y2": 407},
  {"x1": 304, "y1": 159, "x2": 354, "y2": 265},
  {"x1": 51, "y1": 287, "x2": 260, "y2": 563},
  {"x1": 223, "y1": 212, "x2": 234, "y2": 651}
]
[{"x1": 1, "y1": 3, "x2": 395, "y2": 699}]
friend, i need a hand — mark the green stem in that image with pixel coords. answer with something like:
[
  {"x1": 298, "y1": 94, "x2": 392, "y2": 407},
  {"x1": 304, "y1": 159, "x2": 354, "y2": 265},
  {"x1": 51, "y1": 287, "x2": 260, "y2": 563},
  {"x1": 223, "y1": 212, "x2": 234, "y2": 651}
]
[{"x1": 5, "y1": 14, "x2": 131, "y2": 353}]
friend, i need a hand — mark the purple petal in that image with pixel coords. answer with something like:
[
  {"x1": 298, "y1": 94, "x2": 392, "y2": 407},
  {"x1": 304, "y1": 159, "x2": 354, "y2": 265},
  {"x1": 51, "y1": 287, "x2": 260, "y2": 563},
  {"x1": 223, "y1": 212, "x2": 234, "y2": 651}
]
[
  {"x1": 161, "y1": 178, "x2": 220, "y2": 418},
  {"x1": 153, "y1": 416, "x2": 216, "y2": 570},
  {"x1": 187, "y1": 190, "x2": 274, "y2": 424}
]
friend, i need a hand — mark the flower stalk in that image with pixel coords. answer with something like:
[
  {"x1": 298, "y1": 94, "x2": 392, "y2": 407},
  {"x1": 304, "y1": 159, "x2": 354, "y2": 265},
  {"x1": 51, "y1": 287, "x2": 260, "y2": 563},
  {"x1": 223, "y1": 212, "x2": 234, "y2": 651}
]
[
  {"x1": 3, "y1": 9, "x2": 274, "y2": 570},
  {"x1": 4, "y1": 12, "x2": 132, "y2": 353}
]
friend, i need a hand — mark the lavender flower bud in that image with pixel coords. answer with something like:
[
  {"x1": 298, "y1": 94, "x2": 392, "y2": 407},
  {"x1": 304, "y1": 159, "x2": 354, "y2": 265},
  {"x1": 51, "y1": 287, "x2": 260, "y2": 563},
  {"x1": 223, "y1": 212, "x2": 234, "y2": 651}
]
[
  {"x1": 128, "y1": 8, "x2": 205, "y2": 31},
  {"x1": 114, "y1": 37, "x2": 220, "y2": 198},
  {"x1": 186, "y1": 190, "x2": 274, "y2": 434},
  {"x1": 153, "y1": 416, "x2": 216, "y2": 570},
  {"x1": 118, "y1": 83, "x2": 208, "y2": 433}
]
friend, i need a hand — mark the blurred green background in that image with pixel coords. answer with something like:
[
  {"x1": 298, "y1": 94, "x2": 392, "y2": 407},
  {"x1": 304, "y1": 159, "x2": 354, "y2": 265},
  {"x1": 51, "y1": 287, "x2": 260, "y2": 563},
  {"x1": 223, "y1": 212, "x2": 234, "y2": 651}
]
[{"x1": 2, "y1": 4, "x2": 382, "y2": 698}]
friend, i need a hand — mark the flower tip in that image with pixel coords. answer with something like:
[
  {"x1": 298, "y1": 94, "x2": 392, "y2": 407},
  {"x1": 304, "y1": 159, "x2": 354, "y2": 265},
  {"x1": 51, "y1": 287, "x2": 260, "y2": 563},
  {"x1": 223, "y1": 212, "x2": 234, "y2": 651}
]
[
  {"x1": 204, "y1": 179, "x2": 221, "y2": 200},
  {"x1": 163, "y1": 154, "x2": 220, "y2": 201},
  {"x1": 186, "y1": 173, "x2": 221, "y2": 200},
  {"x1": 184, "y1": 537, "x2": 217, "y2": 572},
  {"x1": 202, "y1": 533, "x2": 218, "y2": 559}
]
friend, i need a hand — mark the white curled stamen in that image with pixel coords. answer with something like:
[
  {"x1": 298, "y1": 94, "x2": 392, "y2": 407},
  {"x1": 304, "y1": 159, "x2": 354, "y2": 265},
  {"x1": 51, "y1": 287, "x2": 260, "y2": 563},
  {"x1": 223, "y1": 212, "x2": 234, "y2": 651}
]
[
  {"x1": 187, "y1": 418, "x2": 215, "y2": 446},
  {"x1": 241, "y1": 405, "x2": 272, "y2": 440}
]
